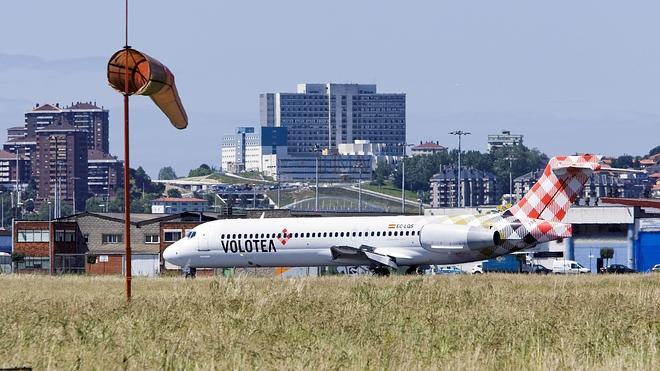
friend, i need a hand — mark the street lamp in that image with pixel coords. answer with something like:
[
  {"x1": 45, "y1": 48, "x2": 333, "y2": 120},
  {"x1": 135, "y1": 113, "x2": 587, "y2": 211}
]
[
  {"x1": 449, "y1": 130, "x2": 471, "y2": 207},
  {"x1": 353, "y1": 160, "x2": 364, "y2": 212},
  {"x1": 0, "y1": 191, "x2": 4, "y2": 230},
  {"x1": 313, "y1": 144, "x2": 321, "y2": 212},
  {"x1": 400, "y1": 143, "x2": 414, "y2": 214}
]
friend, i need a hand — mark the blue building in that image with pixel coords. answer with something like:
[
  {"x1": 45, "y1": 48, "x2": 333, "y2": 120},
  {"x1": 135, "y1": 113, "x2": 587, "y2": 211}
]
[{"x1": 220, "y1": 126, "x2": 288, "y2": 173}]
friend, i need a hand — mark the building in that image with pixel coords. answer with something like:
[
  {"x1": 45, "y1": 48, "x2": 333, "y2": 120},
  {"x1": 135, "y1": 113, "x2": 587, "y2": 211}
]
[
  {"x1": 12, "y1": 212, "x2": 218, "y2": 275},
  {"x1": 487, "y1": 130, "x2": 523, "y2": 152},
  {"x1": 0, "y1": 150, "x2": 30, "y2": 188},
  {"x1": 87, "y1": 150, "x2": 123, "y2": 198},
  {"x1": 3, "y1": 137, "x2": 37, "y2": 180},
  {"x1": 221, "y1": 127, "x2": 288, "y2": 173},
  {"x1": 263, "y1": 154, "x2": 372, "y2": 182},
  {"x1": 260, "y1": 83, "x2": 405, "y2": 156},
  {"x1": 34, "y1": 121, "x2": 88, "y2": 213},
  {"x1": 151, "y1": 197, "x2": 208, "y2": 214},
  {"x1": 430, "y1": 167, "x2": 497, "y2": 207},
  {"x1": 514, "y1": 170, "x2": 652, "y2": 205},
  {"x1": 24, "y1": 102, "x2": 109, "y2": 153},
  {"x1": 411, "y1": 141, "x2": 447, "y2": 156}
]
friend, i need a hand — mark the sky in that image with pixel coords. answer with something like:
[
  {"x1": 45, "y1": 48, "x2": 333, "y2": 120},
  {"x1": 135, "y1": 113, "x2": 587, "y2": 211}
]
[{"x1": 0, "y1": 1, "x2": 659, "y2": 177}]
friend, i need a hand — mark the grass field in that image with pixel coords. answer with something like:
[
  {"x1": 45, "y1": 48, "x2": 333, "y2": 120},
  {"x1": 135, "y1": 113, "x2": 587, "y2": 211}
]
[{"x1": 0, "y1": 274, "x2": 658, "y2": 370}]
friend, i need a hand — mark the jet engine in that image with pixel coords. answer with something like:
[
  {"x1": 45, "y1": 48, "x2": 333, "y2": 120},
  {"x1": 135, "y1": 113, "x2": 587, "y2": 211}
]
[{"x1": 419, "y1": 223, "x2": 501, "y2": 251}]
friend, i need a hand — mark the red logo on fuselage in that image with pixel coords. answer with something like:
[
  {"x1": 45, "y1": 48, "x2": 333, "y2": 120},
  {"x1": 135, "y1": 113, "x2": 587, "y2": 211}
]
[{"x1": 278, "y1": 228, "x2": 291, "y2": 245}]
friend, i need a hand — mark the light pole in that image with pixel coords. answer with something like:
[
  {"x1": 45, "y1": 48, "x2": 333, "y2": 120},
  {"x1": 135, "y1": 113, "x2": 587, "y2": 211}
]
[
  {"x1": 0, "y1": 191, "x2": 4, "y2": 230},
  {"x1": 314, "y1": 144, "x2": 320, "y2": 212},
  {"x1": 400, "y1": 143, "x2": 413, "y2": 214},
  {"x1": 449, "y1": 131, "x2": 471, "y2": 207},
  {"x1": 72, "y1": 177, "x2": 80, "y2": 215},
  {"x1": 505, "y1": 155, "x2": 515, "y2": 204},
  {"x1": 48, "y1": 200, "x2": 52, "y2": 276},
  {"x1": 354, "y1": 160, "x2": 364, "y2": 212}
]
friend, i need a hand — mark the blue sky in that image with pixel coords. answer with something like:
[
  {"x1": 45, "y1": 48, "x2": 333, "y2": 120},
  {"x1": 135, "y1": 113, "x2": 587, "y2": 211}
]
[{"x1": 0, "y1": 1, "x2": 659, "y2": 176}]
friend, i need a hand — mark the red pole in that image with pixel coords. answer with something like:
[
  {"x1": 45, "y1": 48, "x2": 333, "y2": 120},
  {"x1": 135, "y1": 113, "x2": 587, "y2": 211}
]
[{"x1": 123, "y1": 0, "x2": 132, "y2": 301}]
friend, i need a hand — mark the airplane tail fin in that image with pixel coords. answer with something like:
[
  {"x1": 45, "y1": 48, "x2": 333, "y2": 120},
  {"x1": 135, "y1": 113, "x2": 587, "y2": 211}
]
[{"x1": 504, "y1": 154, "x2": 602, "y2": 222}]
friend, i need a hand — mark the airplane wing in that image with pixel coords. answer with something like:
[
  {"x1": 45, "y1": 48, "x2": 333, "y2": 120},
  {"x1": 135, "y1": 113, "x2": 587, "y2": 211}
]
[{"x1": 330, "y1": 245, "x2": 399, "y2": 269}]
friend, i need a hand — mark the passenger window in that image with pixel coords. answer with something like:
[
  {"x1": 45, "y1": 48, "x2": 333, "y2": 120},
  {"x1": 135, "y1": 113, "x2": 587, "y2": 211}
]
[
  {"x1": 324, "y1": 232, "x2": 328, "y2": 237},
  {"x1": 352, "y1": 232, "x2": 356, "y2": 237},
  {"x1": 287, "y1": 233, "x2": 292, "y2": 238},
  {"x1": 388, "y1": 231, "x2": 392, "y2": 236},
  {"x1": 221, "y1": 234, "x2": 225, "y2": 239},
  {"x1": 358, "y1": 232, "x2": 362, "y2": 237},
  {"x1": 340, "y1": 232, "x2": 344, "y2": 237},
  {"x1": 294, "y1": 233, "x2": 299, "y2": 238},
  {"x1": 377, "y1": 232, "x2": 381, "y2": 236},
  {"x1": 406, "y1": 231, "x2": 410, "y2": 236},
  {"x1": 371, "y1": 232, "x2": 375, "y2": 236},
  {"x1": 306, "y1": 233, "x2": 310, "y2": 238},
  {"x1": 312, "y1": 233, "x2": 316, "y2": 237},
  {"x1": 232, "y1": 234, "x2": 236, "y2": 239},
  {"x1": 334, "y1": 232, "x2": 339, "y2": 237},
  {"x1": 277, "y1": 233, "x2": 282, "y2": 238}
]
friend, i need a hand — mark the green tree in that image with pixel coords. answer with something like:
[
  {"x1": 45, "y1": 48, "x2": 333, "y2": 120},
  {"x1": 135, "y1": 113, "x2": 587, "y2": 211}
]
[
  {"x1": 188, "y1": 164, "x2": 214, "y2": 177},
  {"x1": 158, "y1": 166, "x2": 177, "y2": 180},
  {"x1": 649, "y1": 146, "x2": 660, "y2": 156},
  {"x1": 372, "y1": 161, "x2": 392, "y2": 186},
  {"x1": 166, "y1": 188, "x2": 182, "y2": 198},
  {"x1": 613, "y1": 155, "x2": 634, "y2": 169}
]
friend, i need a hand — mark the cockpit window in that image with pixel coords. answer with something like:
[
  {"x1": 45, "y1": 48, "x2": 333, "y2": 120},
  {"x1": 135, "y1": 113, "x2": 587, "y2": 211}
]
[{"x1": 186, "y1": 231, "x2": 196, "y2": 239}]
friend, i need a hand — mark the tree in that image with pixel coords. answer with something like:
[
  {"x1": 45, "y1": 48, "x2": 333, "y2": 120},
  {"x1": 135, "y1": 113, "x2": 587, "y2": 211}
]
[
  {"x1": 188, "y1": 164, "x2": 214, "y2": 177},
  {"x1": 649, "y1": 146, "x2": 660, "y2": 156},
  {"x1": 372, "y1": 161, "x2": 392, "y2": 186},
  {"x1": 612, "y1": 155, "x2": 635, "y2": 169},
  {"x1": 600, "y1": 247, "x2": 614, "y2": 268},
  {"x1": 158, "y1": 166, "x2": 177, "y2": 180},
  {"x1": 166, "y1": 188, "x2": 182, "y2": 198}
]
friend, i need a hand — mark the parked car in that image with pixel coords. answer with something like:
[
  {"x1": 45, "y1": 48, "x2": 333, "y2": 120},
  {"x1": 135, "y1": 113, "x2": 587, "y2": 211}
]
[
  {"x1": 436, "y1": 266, "x2": 465, "y2": 275},
  {"x1": 471, "y1": 264, "x2": 483, "y2": 274},
  {"x1": 531, "y1": 264, "x2": 552, "y2": 274},
  {"x1": 652, "y1": 264, "x2": 660, "y2": 273},
  {"x1": 603, "y1": 264, "x2": 636, "y2": 274},
  {"x1": 552, "y1": 260, "x2": 590, "y2": 274}
]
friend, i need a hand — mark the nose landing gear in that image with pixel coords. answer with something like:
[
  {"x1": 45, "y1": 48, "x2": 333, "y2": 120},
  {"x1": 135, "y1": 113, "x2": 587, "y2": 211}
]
[{"x1": 183, "y1": 266, "x2": 197, "y2": 278}]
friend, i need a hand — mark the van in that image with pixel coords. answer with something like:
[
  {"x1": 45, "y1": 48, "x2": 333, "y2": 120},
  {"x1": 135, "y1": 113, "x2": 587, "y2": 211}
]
[{"x1": 552, "y1": 259, "x2": 590, "y2": 274}]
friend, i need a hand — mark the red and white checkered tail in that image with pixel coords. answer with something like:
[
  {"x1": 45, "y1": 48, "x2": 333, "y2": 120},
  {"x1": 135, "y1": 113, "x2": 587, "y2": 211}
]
[{"x1": 504, "y1": 154, "x2": 602, "y2": 222}]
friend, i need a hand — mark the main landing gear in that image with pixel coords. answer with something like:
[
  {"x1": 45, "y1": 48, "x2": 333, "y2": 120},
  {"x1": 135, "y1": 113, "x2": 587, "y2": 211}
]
[
  {"x1": 372, "y1": 266, "x2": 391, "y2": 277},
  {"x1": 405, "y1": 266, "x2": 424, "y2": 275}
]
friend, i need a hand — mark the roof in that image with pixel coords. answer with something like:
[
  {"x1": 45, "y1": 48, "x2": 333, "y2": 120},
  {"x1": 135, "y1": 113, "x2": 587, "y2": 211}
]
[
  {"x1": 649, "y1": 172, "x2": 660, "y2": 179},
  {"x1": 600, "y1": 197, "x2": 660, "y2": 209},
  {"x1": 88, "y1": 149, "x2": 118, "y2": 161},
  {"x1": 640, "y1": 159, "x2": 656, "y2": 165},
  {"x1": 0, "y1": 150, "x2": 27, "y2": 160},
  {"x1": 152, "y1": 197, "x2": 207, "y2": 203},
  {"x1": 56, "y1": 211, "x2": 216, "y2": 227},
  {"x1": 32, "y1": 103, "x2": 61, "y2": 112},
  {"x1": 412, "y1": 142, "x2": 446, "y2": 150},
  {"x1": 564, "y1": 206, "x2": 634, "y2": 224},
  {"x1": 66, "y1": 101, "x2": 102, "y2": 110}
]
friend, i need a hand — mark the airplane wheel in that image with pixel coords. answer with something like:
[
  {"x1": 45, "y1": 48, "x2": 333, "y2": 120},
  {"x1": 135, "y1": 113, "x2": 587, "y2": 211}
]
[
  {"x1": 405, "y1": 266, "x2": 423, "y2": 275},
  {"x1": 373, "y1": 267, "x2": 390, "y2": 277}
]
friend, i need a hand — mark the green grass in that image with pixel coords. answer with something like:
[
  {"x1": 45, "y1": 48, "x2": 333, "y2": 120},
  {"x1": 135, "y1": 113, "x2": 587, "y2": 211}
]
[
  {"x1": 362, "y1": 181, "x2": 420, "y2": 201},
  {"x1": 0, "y1": 274, "x2": 658, "y2": 370},
  {"x1": 207, "y1": 172, "x2": 273, "y2": 185},
  {"x1": 267, "y1": 187, "x2": 420, "y2": 212}
]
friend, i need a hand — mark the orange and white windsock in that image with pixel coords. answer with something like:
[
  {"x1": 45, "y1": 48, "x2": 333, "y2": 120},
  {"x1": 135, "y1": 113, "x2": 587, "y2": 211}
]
[{"x1": 107, "y1": 48, "x2": 188, "y2": 129}]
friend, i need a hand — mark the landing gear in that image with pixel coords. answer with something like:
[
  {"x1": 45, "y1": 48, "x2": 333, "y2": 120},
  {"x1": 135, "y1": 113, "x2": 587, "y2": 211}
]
[
  {"x1": 372, "y1": 267, "x2": 390, "y2": 277},
  {"x1": 183, "y1": 266, "x2": 197, "y2": 278},
  {"x1": 405, "y1": 266, "x2": 424, "y2": 275}
]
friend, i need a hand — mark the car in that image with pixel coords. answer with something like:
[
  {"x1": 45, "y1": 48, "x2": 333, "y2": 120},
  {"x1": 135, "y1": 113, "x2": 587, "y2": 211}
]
[
  {"x1": 603, "y1": 264, "x2": 636, "y2": 274},
  {"x1": 471, "y1": 264, "x2": 483, "y2": 274},
  {"x1": 552, "y1": 260, "x2": 590, "y2": 274},
  {"x1": 436, "y1": 266, "x2": 465, "y2": 275},
  {"x1": 531, "y1": 264, "x2": 552, "y2": 274},
  {"x1": 652, "y1": 264, "x2": 660, "y2": 273}
]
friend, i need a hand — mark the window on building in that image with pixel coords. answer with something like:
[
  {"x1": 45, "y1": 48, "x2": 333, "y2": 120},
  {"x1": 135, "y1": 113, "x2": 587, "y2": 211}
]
[
  {"x1": 65, "y1": 231, "x2": 76, "y2": 242},
  {"x1": 145, "y1": 235, "x2": 160, "y2": 244},
  {"x1": 102, "y1": 234, "x2": 123, "y2": 244},
  {"x1": 164, "y1": 231, "x2": 182, "y2": 242},
  {"x1": 55, "y1": 230, "x2": 65, "y2": 242},
  {"x1": 17, "y1": 229, "x2": 50, "y2": 243}
]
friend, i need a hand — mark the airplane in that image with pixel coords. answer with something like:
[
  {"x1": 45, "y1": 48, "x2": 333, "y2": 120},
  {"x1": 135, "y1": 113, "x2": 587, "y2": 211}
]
[{"x1": 163, "y1": 154, "x2": 617, "y2": 276}]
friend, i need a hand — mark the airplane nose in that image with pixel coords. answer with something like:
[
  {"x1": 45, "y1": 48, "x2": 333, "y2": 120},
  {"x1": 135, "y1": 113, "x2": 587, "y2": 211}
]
[{"x1": 163, "y1": 244, "x2": 179, "y2": 264}]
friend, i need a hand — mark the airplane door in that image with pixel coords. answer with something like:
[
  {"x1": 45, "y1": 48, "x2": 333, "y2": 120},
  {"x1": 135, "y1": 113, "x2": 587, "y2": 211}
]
[{"x1": 197, "y1": 231, "x2": 210, "y2": 251}]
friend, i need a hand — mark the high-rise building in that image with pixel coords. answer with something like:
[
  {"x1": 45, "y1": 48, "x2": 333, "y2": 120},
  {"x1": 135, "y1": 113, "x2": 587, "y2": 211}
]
[
  {"x1": 34, "y1": 121, "x2": 88, "y2": 213},
  {"x1": 87, "y1": 150, "x2": 124, "y2": 198},
  {"x1": 221, "y1": 126, "x2": 288, "y2": 173},
  {"x1": 259, "y1": 83, "x2": 405, "y2": 156},
  {"x1": 0, "y1": 150, "x2": 30, "y2": 188},
  {"x1": 430, "y1": 168, "x2": 497, "y2": 207},
  {"x1": 487, "y1": 130, "x2": 523, "y2": 152},
  {"x1": 24, "y1": 102, "x2": 109, "y2": 154}
]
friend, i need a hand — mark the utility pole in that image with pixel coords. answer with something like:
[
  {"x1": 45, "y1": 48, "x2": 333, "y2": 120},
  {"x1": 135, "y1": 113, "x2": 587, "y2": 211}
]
[
  {"x1": 449, "y1": 131, "x2": 471, "y2": 208},
  {"x1": 505, "y1": 155, "x2": 515, "y2": 203},
  {"x1": 314, "y1": 144, "x2": 320, "y2": 212},
  {"x1": 400, "y1": 143, "x2": 413, "y2": 213},
  {"x1": 354, "y1": 160, "x2": 363, "y2": 212}
]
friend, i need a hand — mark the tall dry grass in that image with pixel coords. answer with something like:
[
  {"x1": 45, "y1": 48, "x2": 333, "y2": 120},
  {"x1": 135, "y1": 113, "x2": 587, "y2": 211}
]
[{"x1": 0, "y1": 274, "x2": 658, "y2": 370}]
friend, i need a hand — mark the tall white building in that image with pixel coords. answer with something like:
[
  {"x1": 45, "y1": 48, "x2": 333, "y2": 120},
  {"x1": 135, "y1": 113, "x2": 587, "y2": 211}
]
[
  {"x1": 260, "y1": 83, "x2": 406, "y2": 156},
  {"x1": 487, "y1": 130, "x2": 523, "y2": 152},
  {"x1": 221, "y1": 127, "x2": 288, "y2": 173}
]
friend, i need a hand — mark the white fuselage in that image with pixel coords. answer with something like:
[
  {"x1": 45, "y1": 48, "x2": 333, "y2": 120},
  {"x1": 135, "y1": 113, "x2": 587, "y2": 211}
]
[{"x1": 163, "y1": 215, "x2": 507, "y2": 269}]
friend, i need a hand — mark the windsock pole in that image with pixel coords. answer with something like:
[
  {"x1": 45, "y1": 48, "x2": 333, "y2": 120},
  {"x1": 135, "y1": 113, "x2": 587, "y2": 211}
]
[{"x1": 123, "y1": 0, "x2": 132, "y2": 302}]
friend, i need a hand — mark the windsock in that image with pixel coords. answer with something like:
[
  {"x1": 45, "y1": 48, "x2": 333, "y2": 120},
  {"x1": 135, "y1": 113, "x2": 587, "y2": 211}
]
[{"x1": 107, "y1": 48, "x2": 188, "y2": 129}]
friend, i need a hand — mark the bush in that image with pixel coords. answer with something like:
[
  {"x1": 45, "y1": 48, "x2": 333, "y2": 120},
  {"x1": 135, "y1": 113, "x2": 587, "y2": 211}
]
[
  {"x1": 86, "y1": 254, "x2": 97, "y2": 264},
  {"x1": 10, "y1": 252, "x2": 25, "y2": 262}
]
